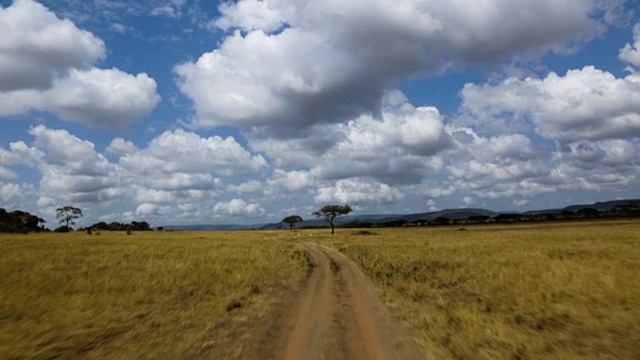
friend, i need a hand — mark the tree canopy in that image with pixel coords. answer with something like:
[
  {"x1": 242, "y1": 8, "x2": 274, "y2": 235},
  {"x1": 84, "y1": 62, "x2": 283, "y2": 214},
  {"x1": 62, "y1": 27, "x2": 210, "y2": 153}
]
[
  {"x1": 282, "y1": 215, "x2": 303, "y2": 232},
  {"x1": 0, "y1": 208, "x2": 46, "y2": 233},
  {"x1": 88, "y1": 221, "x2": 152, "y2": 232},
  {"x1": 56, "y1": 206, "x2": 82, "y2": 230},
  {"x1": 313, "y1": 204, "x2": 353, "y2": 234}
]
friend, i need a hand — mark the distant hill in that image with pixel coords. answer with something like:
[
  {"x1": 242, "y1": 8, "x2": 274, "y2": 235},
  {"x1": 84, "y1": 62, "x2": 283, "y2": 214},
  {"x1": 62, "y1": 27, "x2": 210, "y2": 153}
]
[
  {"x1": 562, "y1": 199, "x2": 640, "y2": 212},
  {"x1": 522, "y1": 208, "x2": 563, "y2": 215},
  {"x1": 161, "y1": 198, "x2": 640, "y2": 231},
  {"x1": 258, "y1": 208, "x2": 498, "y2": 230}
]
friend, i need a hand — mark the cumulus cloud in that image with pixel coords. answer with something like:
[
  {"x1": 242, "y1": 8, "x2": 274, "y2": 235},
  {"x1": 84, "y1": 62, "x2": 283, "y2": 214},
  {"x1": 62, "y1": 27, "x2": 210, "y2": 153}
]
[
  {"x1": 0, "y1": 0, "x2": 160, "y2": 129},
  {"x1": 28, "y1": 126, "x2": 121, "y2": 203},
  {"x1": 314, "y1": 178, "x2": 404, "y2": 205},
  {"x1": 119, "y1": 129, "x2": 267, "y2": 177},
  {"x1": 0, "y1": 125, "x2": 122, "y2": 206},
  {"x1": 134, "y1": 189, "x2": 174, "y2": 204},
  {"x1": 0, "y1": 0, "x2": 104, "y2": 91},
  {"x1": 106, "y1": 138, "x2": 138, "y2": 156},
  {"x1": 214, "y1": 0, "x2": 284, "y2": 32},
  {"x1": 227, "y1": 180, "x2": 263, "y2": 193},
  {"x1": 147, "y1": 174, "x2": 223, "y2": 192},
  {"x1": 0, "y1": 126, "x2": 273, "y2": 224},
  {"x1": 135, "y1": 203, "x2": 158, "y2": 216},
  {"x1": 0, "y1": 166, "x2": 17, "y2": 180},
  {"x1": 460, "y1": 66, "x2": 640, "y2": 142},
  {"x1": 177, "y1": 0, "x2": 618, "y2": 133},
  {"x1": 42, "y1": 68, "x2": 160, "y2": 129},
  {"x1": 267, "y1": 169, "x2": 313, "y2": 191},
  {"x1": 426, "y1": 199, "x2": 438, "y2": 211},
  {"x1": 253, "y1": 91, "x2": 448, "y2": 184},
  {"x1": 213, "y1": 198, "x2": 265, "y2": 217},
  {"x1": 620, "y1": 23, "x2": 640, "y2": 67},
  {"x1": 0, "y1": 182, "x2": 37, "y2": 209}
]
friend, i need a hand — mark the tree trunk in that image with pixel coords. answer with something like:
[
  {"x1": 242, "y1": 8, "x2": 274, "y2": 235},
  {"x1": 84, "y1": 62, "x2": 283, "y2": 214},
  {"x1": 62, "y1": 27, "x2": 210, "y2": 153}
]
[{"x1": 330, "y1": 216, "x2": 335, "y2": 234}]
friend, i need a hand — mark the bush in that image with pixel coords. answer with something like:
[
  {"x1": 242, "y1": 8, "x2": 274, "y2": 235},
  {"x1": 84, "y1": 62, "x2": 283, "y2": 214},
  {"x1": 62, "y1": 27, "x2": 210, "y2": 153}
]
[{"x1": 55, "y1": 226, "x2": 71, "y2": 233}]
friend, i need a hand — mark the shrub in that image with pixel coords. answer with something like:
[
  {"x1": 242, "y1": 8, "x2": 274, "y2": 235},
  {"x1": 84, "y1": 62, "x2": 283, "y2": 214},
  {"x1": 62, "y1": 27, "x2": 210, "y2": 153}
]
[{"x1": 55, "y1": 226, "x2": 70, "y2": 233}]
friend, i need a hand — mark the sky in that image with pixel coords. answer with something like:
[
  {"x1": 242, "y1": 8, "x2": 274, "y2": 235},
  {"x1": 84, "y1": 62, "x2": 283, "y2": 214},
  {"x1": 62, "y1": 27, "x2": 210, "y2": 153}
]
[{"x1": 1, "y1": 0, "x2": 640, "y2": 227}]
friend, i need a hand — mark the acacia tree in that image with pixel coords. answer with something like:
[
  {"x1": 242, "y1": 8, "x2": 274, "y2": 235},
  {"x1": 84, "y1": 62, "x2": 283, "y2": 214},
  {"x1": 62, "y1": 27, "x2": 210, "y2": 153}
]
[
  {"x1": 282, "y1": 215, "x2": 303, "y2": 232},
  {"x1": 313, "y1": 204, "x2": 353, "y2": 234},
  {"x1": 56, "y1": 206, "x2": 83, "y2": 230}
]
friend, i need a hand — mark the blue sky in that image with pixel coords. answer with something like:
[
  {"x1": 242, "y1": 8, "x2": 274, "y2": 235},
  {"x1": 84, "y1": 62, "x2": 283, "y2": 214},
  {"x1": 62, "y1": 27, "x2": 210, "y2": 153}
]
[{"x1": 1, "y1": 0, "x2": 640, "y2": 227}]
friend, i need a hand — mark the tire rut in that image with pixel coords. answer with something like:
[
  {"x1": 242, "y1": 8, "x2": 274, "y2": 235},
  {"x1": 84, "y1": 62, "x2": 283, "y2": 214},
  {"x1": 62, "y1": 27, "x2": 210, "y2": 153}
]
[{"x1": 274, "y1": 243, "x2": 429, "y2": 360}]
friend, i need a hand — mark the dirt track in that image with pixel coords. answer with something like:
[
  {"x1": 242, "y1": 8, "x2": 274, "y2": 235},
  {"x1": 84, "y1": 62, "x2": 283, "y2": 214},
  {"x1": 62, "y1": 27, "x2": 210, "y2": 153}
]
[{"x1": 266, "y1": 243, "x2": 429, "y2": 360}]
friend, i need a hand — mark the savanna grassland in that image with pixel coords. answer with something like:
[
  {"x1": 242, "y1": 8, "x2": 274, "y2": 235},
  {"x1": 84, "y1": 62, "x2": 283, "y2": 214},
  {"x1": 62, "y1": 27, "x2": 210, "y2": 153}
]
[
  {"x1": 1, "y1": 220, "x2": 639, "y2": 360},
  {"x1": 310, "y1": 220, "x2": 640, "y2": 359},
  {"x1": 0, "y1": 231, "x2": 308, "y2": 359}
]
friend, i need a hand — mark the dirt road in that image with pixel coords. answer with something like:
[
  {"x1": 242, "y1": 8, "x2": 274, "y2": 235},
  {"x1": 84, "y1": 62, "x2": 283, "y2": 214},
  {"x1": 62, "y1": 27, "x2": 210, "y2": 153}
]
[{"x1": 265, "y1": 243, "x2": 429, "y2": 360}]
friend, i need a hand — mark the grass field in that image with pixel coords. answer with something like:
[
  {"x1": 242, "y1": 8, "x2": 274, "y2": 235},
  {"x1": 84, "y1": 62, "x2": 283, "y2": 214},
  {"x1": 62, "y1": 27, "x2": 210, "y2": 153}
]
[
  {"x1": 0, "y1": 231, "x2": 308, "y2": 359},
  {"x1": 1, "y1": 220, "x2": 639, "y2": 359},
  {"x1": 311, "y1": 220, "x2": 640, "y2": 359}
]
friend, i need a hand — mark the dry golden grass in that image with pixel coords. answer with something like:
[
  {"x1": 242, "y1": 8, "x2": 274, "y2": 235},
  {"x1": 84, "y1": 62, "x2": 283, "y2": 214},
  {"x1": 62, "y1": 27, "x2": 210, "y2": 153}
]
[
  {"x1": 309, "y1": 220, "x2": 640, "y2": 359},
  {"x1": 3, "y1": 221, "x2": 639, "y2": 359},
  {"x1": 0, "y1": 231, "x2": 308, "y2": 359}
]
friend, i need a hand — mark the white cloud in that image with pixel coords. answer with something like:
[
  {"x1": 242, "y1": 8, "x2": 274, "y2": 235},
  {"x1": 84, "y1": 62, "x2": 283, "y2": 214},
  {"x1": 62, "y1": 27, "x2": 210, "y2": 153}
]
[
  {"x1": 253, "y1": 91, "x2": 449, "y2": 184},
  {"x1": 214, "y1": 0, "x2": 284, "y2": 33},
  {"x1": 0, "y1": 166, "x2": 17, "y2": 180},
  {"x1": 227, "y1": 180, "x2": 263, "y2": 193},
  {"x1": 620, "y1": 23, "x2": 640, "y2": 67},
  {"x1": 417, "y1": 183, "x2": 456, "y2": 198},
  {"x1": 151, "y1": 0, "x2": 187, "y2": 19},
  {"x1": 460, "y1": 66, "x2": 640, "y2": 142},
  {"x1": 314, "y1": 178, "x2": 404, "y2": 205},
  {"x1": 177, "y1": 0, "x2": 616, "y2": 133},
  {"x1": 119, "y1": 129, "x2": 267, "y2": 177},
  {"x1": 134, "y1": 189, "x2": 174, "y2": 204},
  {"x1": 109, "y1": 23, "x2": 127, "y2": 33},
  {"x1": 0, "y1": 0, "x2": 160, "y2": 129},
  {"x1": 0, "y1": 182, "x2": 35, "y2": 204},
  {"x1": 135, "y1": 203, "x2": 158, "y2": 216},
  {"x1": 267, "y1": 169, "x2": 313, "y2": 191},
  {"x1": 2, "y1": 126, "x2": 122, "y2": 205},
  {"x1": 213, "y1": 198, "x2": 265, "y2": 217},
  {"x1": 42, "y1": 68, "x2": 161, "y2": 129},
  {"x1": 0, "y1": 0, "x2": 105, "y2": 91},
  {"x1": 36, "y1": 196, "x2": 56, "y2": 208},
  {"x1": 0, "y1": 146, "x2": 21, "y2": 166},
  {"x1": 106, "y1": 138, "x2": 138, "y2": 156},
  {"x1": 0, "y1": 126, "x2": 272, "y2": 224},
  {"x1": 147, "y1": 174, "x2": 222, "y2": 192},
  {"x1": 462, "y1": 196, "x2": 475, "y2": 206},
  {"x1": 151, "y1": 5, "x2": 178, "y2": 18}
]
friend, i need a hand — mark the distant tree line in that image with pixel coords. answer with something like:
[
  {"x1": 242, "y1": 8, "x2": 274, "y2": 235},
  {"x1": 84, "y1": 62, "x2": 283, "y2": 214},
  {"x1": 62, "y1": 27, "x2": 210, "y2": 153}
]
[
  {"x1": 0, "y1": 208, "x2": 46, "y2": 233},
  {"x1": 1, "y1": 205, "x2": 154, "y2": 234},
  {"x1": 86, "y1": 221, "x2": 152, "y2": 232}
]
